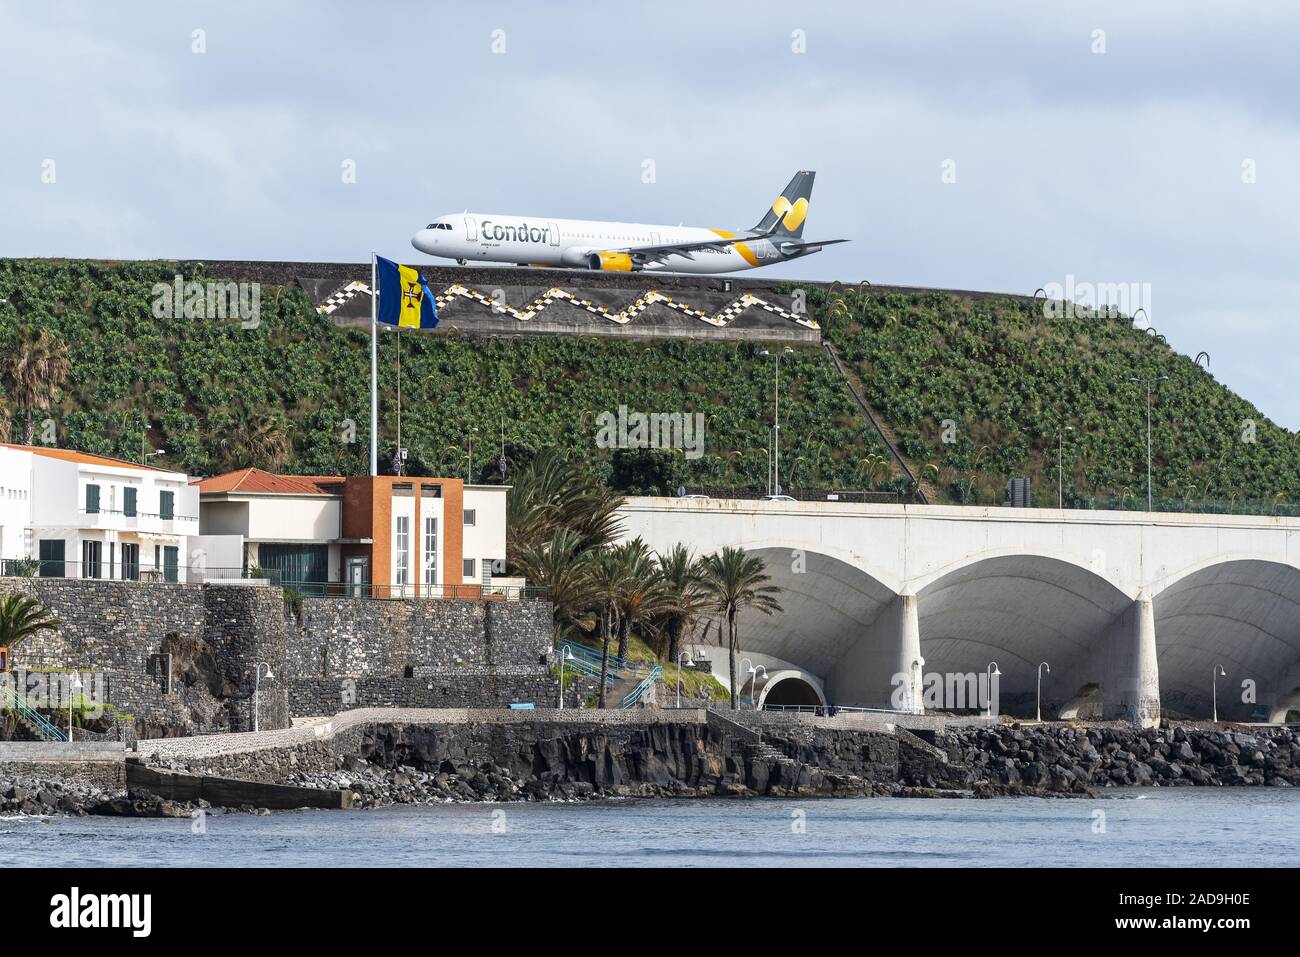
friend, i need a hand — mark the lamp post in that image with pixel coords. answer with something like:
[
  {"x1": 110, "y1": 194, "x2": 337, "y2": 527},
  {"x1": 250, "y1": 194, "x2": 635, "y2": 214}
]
[
  {"x1": 253, "y1": 662, "x2": 274, "y2": 732},
  {"x1": 747, "y1": 664, "x2": 768, "y2": 710},
  {"x1": 1055, "y1": 427, "x2": 1074, "y2": 509},
  {"x1": 911, "y1": 656, "x2": 926, "y2": 714},
  {"x1": 677, "y1": 651, "x2": 695, "y2": 708},
  {"x1": 1127, "y1": 376, "x2": 1169, "y2": 511},
  {"x1": 68, "y1": 672, "x2": 83, "y2": 742},
  {"x1": 558, "y1": 644, "x2": 574, "y2": 709},
  {"x1": 1037, "y1": 661, "x2": 1051, "y2": 722},
  {"x1": 739, "y1": 657, "x2": 753, "y2": 706},
  {"x1": 760, "y1": 348, "x2": 793, "y2": 495},
  {"x1": 985, "y1": 662, "x2": 1002, "y2": 717},
  {"x1": 1212, "y1": 664, "x2": 1227, "y2": 722}
]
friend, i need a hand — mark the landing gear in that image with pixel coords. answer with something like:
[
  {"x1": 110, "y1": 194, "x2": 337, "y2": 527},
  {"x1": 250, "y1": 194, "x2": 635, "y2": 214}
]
[{"x1": 456, "y1": 258, "x2": 468, "y2": 265}]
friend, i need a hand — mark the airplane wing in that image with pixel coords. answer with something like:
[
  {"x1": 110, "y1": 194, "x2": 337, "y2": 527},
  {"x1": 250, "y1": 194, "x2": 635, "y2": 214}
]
[
  {"x1": 610, "y1": 230, "x2": 777, "y2": 266},
  {"x1": 611, "y1": 231, "x2": 848, "y2": 266}
]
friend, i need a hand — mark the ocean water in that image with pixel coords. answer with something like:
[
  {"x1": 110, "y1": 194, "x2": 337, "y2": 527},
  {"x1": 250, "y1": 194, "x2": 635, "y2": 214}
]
[{"x1": 2, "y1": 788, "x2": 1297, "y2": 868}]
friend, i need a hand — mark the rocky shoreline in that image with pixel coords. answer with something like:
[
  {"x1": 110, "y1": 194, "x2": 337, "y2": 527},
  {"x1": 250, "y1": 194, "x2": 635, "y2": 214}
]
[{"x1": 5, "y1": 721, "x2": 1297, "y2": 816}]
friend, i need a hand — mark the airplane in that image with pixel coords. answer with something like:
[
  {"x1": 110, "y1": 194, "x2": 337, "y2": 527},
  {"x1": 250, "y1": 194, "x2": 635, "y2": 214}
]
[{"x1": 410, "y1": 170, "x2": 848, "y2": 274}]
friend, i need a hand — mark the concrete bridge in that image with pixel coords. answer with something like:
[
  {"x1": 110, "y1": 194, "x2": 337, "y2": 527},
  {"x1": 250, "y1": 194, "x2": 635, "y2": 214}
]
[{"x1": 616, "y1": 498, "x2": 1300, "y2": 726}]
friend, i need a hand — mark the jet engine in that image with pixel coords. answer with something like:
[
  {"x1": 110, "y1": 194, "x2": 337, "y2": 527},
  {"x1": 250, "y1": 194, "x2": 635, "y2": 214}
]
[{"x1": 587, "y1": 251, "x2": 636, "y2": 271}]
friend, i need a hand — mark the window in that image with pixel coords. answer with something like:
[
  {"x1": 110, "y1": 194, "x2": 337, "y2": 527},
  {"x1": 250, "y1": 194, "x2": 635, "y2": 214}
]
[
  {"x1": 463, "y1": 558, "x2": 475, "y2": 579},
  {"x1": 121, "y1": 543, "x2": 140, "y2": 581},
  {"x1": 423, "y1": 516, "x2": 438, "y2": 587},
  {"x1": 81, "y1": 540, "x2": 101, "y2": 579},
  {"x1": 159, "y1": 490, "x2": 174, "y2": 521},
  {"x1": 163, "y1": 546, "x2": 179, "y2": 583},
  {"x1": 123, "y1": 487, "x2": 137, "y2": 517},
  {"x1": 85, "y1": 484, "x2": 100, "y2": 515},
  {"x1": 420, "y1": 483, "x2": 441, "y2": 498},
  {"x1": 38, "y1": 539, "x2": 65, "y2": 578},
  {"x1": 394, "y1": 515, "x2": 410, "y2": 586},
  {"x1": 463, "y1": 509, "x2": 476, "y2": 526}
]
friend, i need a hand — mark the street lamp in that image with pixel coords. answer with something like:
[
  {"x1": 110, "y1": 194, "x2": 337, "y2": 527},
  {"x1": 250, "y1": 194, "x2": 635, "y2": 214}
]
[
  {"x1": 143, "y1": 448, "x2": 165, "y2": 465},
  {"x1": 985, "y1": 662, "x2": 1002, "y2": 718},
  {"x1": 253, "y1": 662, "x2": 274, "y2": 732},
  {"x1": 1055, "y1": 426, "x2": 1074, "y2": 509},
  {"x1": 747, "y1": 664, "x2": 768, "y2": 710},
  {"x1": 558, "y1": 644, "x2": 575, "y2": 709},
  {"x1": 1037, "y1": 661, "x2": 1051, "y2": 722},
  {"x1": 739, "y1": 657, "x2": 754, "y2": 705},
  {"x1": 1127, "y1": 375, "x2": 1169, "y2": 512},
  {"x1": 910, "y1": 656, "x2": 926, "y2": 714},
  {"x1": 759, "y1": 348, "x2": 793, "y2": 495},
  {"x1": 1212, "y1": 664, "x2": 1227, "y2": 722},
  {"x1": 68, "y1": 672, "x2": 83, "y2": 742},
  {"x1": 676, "y1": 651, "x2": 695, "y2": 708}
]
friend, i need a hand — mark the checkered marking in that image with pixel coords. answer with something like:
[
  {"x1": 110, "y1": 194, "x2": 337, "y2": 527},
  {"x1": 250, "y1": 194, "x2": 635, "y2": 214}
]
[
  {"x1": 433, "y1": 285, "x2": 818, "y2": 329},
  {"x1": 316, "y1": 281, "x2": 371, "y2": 315}
]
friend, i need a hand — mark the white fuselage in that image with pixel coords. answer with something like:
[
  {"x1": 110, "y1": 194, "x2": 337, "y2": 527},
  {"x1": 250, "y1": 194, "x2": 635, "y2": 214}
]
[{"x1": 411, "y1": 213, "x2": 779, "y2": 274}]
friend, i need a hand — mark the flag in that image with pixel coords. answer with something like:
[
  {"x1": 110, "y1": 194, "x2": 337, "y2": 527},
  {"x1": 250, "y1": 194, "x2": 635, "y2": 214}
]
[{"x1": 376, "y1": 255, "x2": 439, "y2": 329}]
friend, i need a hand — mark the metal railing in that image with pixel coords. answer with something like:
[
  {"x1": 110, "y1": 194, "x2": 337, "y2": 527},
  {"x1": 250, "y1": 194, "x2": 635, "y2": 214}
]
[
  {"x1": 621, "y1": 665, "x2": 663, "y2": 709},
  {"x1": 0, "y1": 559, "x2": 275, "y2": 585},
  {"x1": 281, "y1": 580, "x2": 547, "y2": 601},
  {"x1": 557, "y1": 639, "x2": 658, "y2": 682},
  {"x1": 680, "y1": 486, "x2": 903, "y2": 504},
  {"x1": 1, "y1": 681, "x2": 69, "y2": 742}
]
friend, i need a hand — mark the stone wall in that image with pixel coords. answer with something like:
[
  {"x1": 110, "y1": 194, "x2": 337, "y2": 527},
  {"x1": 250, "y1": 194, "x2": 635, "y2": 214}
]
[
  {"x1": 286, "y1": 596, "x2": 553, "y2": 678},
  {"x1": 2, "y1": 577, "x2": 558, "y2": 733}
]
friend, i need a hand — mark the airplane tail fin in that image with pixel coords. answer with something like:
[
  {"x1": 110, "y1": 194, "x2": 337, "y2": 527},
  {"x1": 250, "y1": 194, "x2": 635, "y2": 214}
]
[{"x1": 752, "y1": 170, "x2": 815, "y2": 238}]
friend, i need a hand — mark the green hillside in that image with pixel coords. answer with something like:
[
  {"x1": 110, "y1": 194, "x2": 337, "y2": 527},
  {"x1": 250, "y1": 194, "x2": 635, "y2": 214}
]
[
  {"x1": 0, "y1": 259, "x2": 885, "y2": 494},
  {"x1": 0, "y1": 259, "x2": 1295, "y2": 511},
  {"x1": 805, "y1": 285, "x2": 1300, "y2": 511}
]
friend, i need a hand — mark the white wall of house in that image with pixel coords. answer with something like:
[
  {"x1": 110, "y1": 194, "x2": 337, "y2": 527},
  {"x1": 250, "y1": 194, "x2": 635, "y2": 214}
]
[
  {"x1": 0, "y1": 447, "x2": 33, "y2": 562},
  {"x1": 463, "y1": 486, "x2": 508, "y2": 581},
  {"x1": 244, "y1": 495, "x2": 339, "y2": 541}
]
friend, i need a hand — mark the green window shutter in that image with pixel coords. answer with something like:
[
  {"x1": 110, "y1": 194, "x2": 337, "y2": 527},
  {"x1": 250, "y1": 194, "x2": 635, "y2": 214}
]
[
  {"x1": 124, "y1": 487, "x2": 137, "y2": 517},
  {"x1": 86, "y1": 484, "x2": 100, "y2": 514},
  {"x1": 160, "y1": 490, "x2": 174, "y2": 520}
]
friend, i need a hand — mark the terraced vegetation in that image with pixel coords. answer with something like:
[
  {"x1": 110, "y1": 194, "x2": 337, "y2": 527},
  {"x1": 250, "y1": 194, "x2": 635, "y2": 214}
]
[
  {"x1": 1, "y1": 258, "x2": 1296, "y2": 510},
  {"x1": 806, "y1": 284, "x2": 1300, "y2": 511},
  {"x1": 0, "y1": 259, "x2": 884, "y2": 493}
]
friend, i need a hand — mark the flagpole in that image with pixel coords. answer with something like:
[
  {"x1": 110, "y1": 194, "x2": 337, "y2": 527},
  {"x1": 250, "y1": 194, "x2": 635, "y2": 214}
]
[
  {"x1": 395, "y1": 326, "x2": 402, "y2": 476},
  {"x1": 370, "y1": 251, "x2": 378, "y2": 476}
]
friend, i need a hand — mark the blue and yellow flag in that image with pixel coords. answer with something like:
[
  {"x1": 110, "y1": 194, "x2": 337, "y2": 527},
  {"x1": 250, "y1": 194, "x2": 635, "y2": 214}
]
[{"x1": 376, "y1": 255, "x2": 439, "y2": 329}]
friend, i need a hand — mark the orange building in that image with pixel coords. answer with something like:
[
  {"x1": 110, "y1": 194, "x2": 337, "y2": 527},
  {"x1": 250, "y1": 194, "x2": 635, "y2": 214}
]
[{"x1": 194, "y1": 469, "x2": 508, "y2": 597}]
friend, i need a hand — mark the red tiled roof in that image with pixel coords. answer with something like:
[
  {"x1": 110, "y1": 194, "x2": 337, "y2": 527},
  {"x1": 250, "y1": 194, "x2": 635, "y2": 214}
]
[
  {"x1": 194, "y1": 467, "x2": 344, "y2": 496},
  {"x1": 0, "y1": 442, "x2": 169, "y2": 472}
]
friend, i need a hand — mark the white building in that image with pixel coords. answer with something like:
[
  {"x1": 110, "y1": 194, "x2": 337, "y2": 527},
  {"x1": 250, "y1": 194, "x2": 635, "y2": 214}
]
[{"x1": 0, "y1": 443, "x2": 199, "y2": 582}]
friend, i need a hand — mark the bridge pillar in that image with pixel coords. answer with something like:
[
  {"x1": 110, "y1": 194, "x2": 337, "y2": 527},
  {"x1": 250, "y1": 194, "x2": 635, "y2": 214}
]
[
  {"x1": 825, "y1": 592, "x2": 922, "y2": 712},
  {"x1": 1103, "y1": 594, "x2": 1161, "y2": 727}
]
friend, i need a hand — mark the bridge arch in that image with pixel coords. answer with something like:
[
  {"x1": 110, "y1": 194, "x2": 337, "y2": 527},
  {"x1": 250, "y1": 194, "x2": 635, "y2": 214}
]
[
  {"x1": 914, "y1": 554, "x2": 1138, "y2": 718},
  {"x1": 1151, "y1": 559, "x2": 1300, "y2": 721},
  {"x1": 717, "y1": 545, "x2": 899, "y2": 685}
]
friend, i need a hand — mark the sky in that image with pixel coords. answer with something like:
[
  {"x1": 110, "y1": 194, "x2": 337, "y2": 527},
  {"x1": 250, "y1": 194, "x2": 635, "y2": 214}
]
[{"x1": 1, "y1": 1, "x2": 1296, "y2": 429}]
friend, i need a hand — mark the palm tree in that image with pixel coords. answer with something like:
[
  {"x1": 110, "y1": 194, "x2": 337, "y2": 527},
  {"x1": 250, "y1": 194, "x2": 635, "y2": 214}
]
[
  {"x1": 611, "y1": 538, "x2": 665, "y2": 661},
  {"x1": 3, "y1": 326, "x2": 71, "y2": 444},
  {"x1": 0, "y1": 396, "x2": 12, "y2": 443},
  {"x1": 587, "y1": 548, "x2": 633, "y2": 708},
  {"x1": 214, "y1": 405, "x2": 293, "y2": 472},
  {"x1": 507, "y1": 449, "x2": 624, "y2": 566},
  {"x1": 0, "y1": 593, "x2": 61, "y2": 650},
  {"x1": 514, "y1": 528, "x2": 596, "y2": 644},
  {"x1": 697, "y1": 547, "x2": 783, "y2": 709},
  {"x1": 654, "y1": 544, "x2": 706, "y2": 664}
]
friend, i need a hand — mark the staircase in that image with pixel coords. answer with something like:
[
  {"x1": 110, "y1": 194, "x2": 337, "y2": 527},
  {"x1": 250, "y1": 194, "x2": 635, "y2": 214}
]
[
  {"x1": 2, "y1": 681, "x2": 68, "y2": 742},
  {"x1": 822, "y1": 340, "x2": 932, "y2": 503},
  {"x1": 619, "y1": 665, "x2": 662, "y2": 709}
]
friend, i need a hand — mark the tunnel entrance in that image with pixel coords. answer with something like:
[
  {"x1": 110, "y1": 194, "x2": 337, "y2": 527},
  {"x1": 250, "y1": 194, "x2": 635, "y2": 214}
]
[{"x1": 760, "y1": 674, "x2": 824, "y2": 708}]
